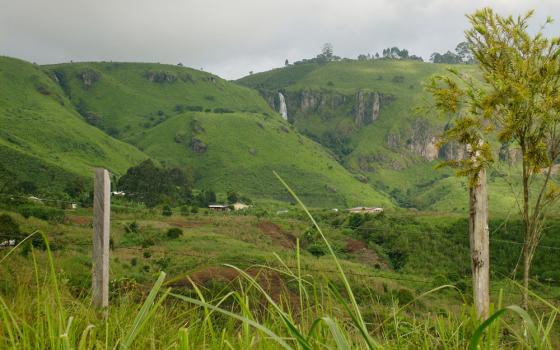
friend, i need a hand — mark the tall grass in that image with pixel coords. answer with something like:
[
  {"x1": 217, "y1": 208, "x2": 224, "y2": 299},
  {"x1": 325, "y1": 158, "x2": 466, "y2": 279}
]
[{"x1": 0, "y1": 177, "x2": 559, "y2": 348}]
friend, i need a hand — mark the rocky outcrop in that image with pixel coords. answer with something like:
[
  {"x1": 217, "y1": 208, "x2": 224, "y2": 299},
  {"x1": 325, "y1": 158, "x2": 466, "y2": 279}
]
[
  {"x1": 438, "y1": 141, "x2": 466, "y2": 161},
  {"x1": 260, "y1": 89, "x2": 393, "y2": 127},
  {"x1": 79, "y1": 69, "x2": 100, "y2": 88},
  {"x1": 190, "y1": 138, "x2": 207, "y2": 153},
  {"x1": 354, "y1": 91, "x2": 381, "y2": 127},
  {"x1": 144, "y1": 71, "x2": 177, "y2": 83}
]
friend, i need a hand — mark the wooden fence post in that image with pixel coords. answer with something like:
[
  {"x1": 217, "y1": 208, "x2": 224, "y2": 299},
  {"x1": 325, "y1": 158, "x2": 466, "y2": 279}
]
[{"x1": 93, "y1": 168, "x2": 110, "y2": 310}]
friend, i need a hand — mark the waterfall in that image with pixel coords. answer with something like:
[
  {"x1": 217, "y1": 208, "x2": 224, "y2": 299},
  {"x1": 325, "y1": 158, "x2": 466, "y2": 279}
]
[{"x1": 278, "y1": 92, "x2": 288, "y2": 120}]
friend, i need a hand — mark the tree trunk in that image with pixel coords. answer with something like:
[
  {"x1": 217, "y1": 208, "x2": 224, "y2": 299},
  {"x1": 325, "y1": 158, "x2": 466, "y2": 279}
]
[
  {"x1": 469, "y1": 167, "x2": 490, "y2": 319},
  {"x1": 522, "y1": 247, "x2": 530, "y2": 310},
  {"x1": 521, "y1": 148, "x2": 530, "y2": 310}
]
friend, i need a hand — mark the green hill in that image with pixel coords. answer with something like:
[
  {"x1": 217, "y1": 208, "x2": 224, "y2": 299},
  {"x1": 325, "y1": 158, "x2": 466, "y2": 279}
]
[
  {"x1": 238, "y1": 60, "x2": 520, "y2": 212},
  {"x1": 0, "y1": 58, "x2": 393, "y2": 207},
  {"x1": 0, "y1": 56, "x2": 148, "y2": 193}
]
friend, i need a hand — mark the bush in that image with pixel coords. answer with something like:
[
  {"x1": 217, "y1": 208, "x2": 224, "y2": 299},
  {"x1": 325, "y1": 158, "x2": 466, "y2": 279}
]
[
  {"x1": 180, "y1": 206, "x2": 190, "y2": 216},
  {"x1": 0, "y1": 214, "x2": 21, "y2": 241},
  {"x1": 166, "y1": 227, "x2": 183, "y2": 239},
  {"x1": 18, "y1": 205, "x2": 65, "y2": 223},
  {"x1": 141, "y1": 238, "x2": 155, "y2": 248},
  {"x1": 307, "y1": 243, "x2": 326, "y2": 257},
  {"x1": 124, "y1": 221, "x2": 139, "y2": 234},
  {"x1": 394, "y1": 288, "x2": 414, "y2": 305},
  {"x1": 162, "y1": 205, "x2": 172, "y2": 216}
]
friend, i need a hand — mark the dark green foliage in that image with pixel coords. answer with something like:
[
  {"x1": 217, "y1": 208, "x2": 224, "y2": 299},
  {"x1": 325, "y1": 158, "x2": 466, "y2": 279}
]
[
  {"x1": 18, "y1": 205, "x2": 65, "y2": 223},
  {"x1": 124, "y1": 221, "x2": 139, "y2": 234},
  {"x1": 387, "y1": 248, "x2": 408, "y2": 271},
  {"x1": 118, "y1": 160, "x2": 192, "y2": 207},
  {"x1": 195, "y1": 189, "x2": 216, "y2": 207},
  {"x1": 180, "y1": 206, "x2": 190, "y2": 216},
  {"x1": 0, "y1": 214, "x2": 22, "y2": 241},
  {"x1": 141, "y1": 238, "x2": 155, "y2": 248},
  {"x1": 226, "y1": 191, "x2": 239, "y2": 204},
  {"x1": 166, "y1": 227, "x2": 183, "y2": 239},
  {"x1": 15, "y1": 181, "x2": 38, "y2": 194},
  {"x1": 307, "y1": 243, "x2": 326, "y2": 257},
  {"x1": 174, "y1": 104, "x2": 203, "y2": 113},
  {"x1": 162, "y1": 205, "x2": 172, "y2": 216},
  {"x1": 212, "y1": 107, "x2": 234, "y2": 113},
  {"x1": 394, "y1": 288, "x2": 415, "y2": 305}
]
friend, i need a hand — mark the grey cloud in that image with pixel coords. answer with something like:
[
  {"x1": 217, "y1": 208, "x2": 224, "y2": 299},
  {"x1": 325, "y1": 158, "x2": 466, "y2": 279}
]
[{"x1": 1, "y1": 0, "x2": 559, "y2": 79}]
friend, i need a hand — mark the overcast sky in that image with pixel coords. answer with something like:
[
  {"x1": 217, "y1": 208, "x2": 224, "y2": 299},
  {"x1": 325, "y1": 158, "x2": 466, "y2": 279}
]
[{"x1": 1, "y1": 0, "x2": 559, "y2": 79}]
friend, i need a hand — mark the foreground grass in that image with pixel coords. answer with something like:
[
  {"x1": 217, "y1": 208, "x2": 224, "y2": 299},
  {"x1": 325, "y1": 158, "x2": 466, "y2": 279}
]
[
  {"x1": 1, "y1": 235, "x2": 559, "y2": 349},
  {"x1": 1, "y1": 201, "x2": 559, "y2": 348}
]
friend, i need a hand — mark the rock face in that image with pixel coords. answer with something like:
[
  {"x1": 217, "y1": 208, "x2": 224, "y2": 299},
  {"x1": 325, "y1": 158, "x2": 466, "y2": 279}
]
[
  {"x1": 144, "y1": 71, "x2": 177, "y2": 83},
  {"x1": 354, "y1": 91, "x2": 381, "y2": 127},
  {"x1": 260, "y1": 89, "x2": 392, "y2": 127},
  {"x1": 439, "y1": 141, "x2": 466, "y2": 161},
  {"x1": 190, "y1": 138, "x2": 207, "y2": 153},
  {"x1": 79, "y1": 69, "x2": 100, "y2": 88}
]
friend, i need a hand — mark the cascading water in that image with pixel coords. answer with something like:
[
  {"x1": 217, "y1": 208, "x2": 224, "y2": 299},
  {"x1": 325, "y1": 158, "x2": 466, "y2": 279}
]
[{"x1": 278, "y1": 92, "x2": 288, "y2": 120}]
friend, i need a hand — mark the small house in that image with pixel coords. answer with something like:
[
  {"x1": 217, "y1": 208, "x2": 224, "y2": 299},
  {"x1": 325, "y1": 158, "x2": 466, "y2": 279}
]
[
  {"x1": 347, "y1": 207, "x2": 384, "y2": 214},
  {"x1": 232, "y1": 202, "x2": 250, "y2": 211},
  {"x1": 208, "y1": 204, "x2": 230, "y2": 211}
]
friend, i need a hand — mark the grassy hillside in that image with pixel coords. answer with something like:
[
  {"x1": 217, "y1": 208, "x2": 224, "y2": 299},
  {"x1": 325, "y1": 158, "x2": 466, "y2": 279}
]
[
  {"x1": 43, "y1": 62, "x2": 275, "y2": 140},
  {"x1": 0, "y1": 56, "x2": 148, "y2": 192},
  {"x1": 37, "y1": 60, "x2": 394, "y2": 207},
  {"x1": 238, "y1": 60, "x2": 522, "y2": 212},
  {"x1": 132, "y1": 111, "x2": 393, "y2": 207}
]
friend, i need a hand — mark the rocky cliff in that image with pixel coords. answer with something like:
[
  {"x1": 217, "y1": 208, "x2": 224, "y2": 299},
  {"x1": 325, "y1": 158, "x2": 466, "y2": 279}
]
[{"x1": 260, "y1": 89, "x2": 393, "y2": 127}]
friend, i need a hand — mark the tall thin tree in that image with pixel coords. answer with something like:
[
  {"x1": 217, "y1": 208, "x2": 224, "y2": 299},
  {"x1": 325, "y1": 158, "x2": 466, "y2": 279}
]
[
  {"x1": 465, "y1": 8, "x2": 560, "y2": 309},
  {"x1": 426, "y1": 73, "x2": 493, "y2": 319}
]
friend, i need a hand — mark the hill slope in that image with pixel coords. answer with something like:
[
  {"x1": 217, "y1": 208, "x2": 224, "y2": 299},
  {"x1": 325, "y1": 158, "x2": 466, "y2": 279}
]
[
  {"x1": 0, "y1": 56, "x2": 148, "y2": 193},
  {"x1": 34, "y1": 61, "x2": 394, "y2": 207},
  {"x1": 238, "y1": 60, "x2": 520, "y2": 212}
]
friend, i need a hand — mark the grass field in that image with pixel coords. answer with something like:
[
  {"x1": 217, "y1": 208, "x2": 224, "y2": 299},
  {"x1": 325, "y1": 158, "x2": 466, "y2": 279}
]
[{"x1": 1, "y1": 199, "x2": 560, "y2": 348}]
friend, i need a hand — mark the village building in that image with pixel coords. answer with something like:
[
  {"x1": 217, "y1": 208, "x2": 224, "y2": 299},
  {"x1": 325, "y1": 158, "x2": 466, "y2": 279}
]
[
  {"x1": 347, "y1": 207, "x2": 384, "y2": 214},
  {"x1": 208, "y1": 204, "x2": 230, "y2": 211},
  {"x1": 232, "y1": 202, "x2": 250, "y2": 211}
]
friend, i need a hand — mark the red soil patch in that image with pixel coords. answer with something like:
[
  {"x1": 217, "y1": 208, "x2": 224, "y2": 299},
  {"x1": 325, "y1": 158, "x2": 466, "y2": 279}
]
[
  {"x1": 345, "y1": 239, "x2": 388, "y2": 268},
  {"x1": 257, "y1": 221, "x2": 296, "y2": 248},
  {"x1": 170, "y1": 266, "x2": 294, "y2": 303}
]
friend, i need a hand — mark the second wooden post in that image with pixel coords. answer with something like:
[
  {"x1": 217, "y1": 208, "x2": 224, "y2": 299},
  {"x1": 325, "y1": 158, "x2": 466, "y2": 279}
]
[{"x1": 93, "y1": 168, "x2": 110, "y2": 310}]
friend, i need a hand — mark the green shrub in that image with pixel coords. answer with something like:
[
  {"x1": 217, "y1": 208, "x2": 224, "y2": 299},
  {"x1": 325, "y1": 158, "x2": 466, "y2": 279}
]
[
  {"x1": 18, "y1": 205, "x2": 65, "y2": 223},
  {"x1": 124, "y1": 221, "x2": 139, "y2": 234},
  {"x1": 141, "y1": 238, "x2": 155, "y2": 248},
  {"x1": 394, "y1": 288, "x2": 414, "y2": 305},
  {"x1": 162, "y1": 205, "x2": 172, "y2": 216},
  {"x1": 166, "y1": 227, "x2": 183, "y2": 239},
  {"x1": 0, "y1": 214, "x2": 22, "y2": 241},
  {"x1": 307, "y1": 243, "x2": 326, "y2": 257}
]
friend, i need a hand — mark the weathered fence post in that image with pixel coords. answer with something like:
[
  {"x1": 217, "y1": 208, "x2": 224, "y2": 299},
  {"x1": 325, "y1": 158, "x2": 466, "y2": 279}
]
[{"x1": 93, "y1": 168, "x2": 110, "y2": 311}]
